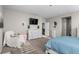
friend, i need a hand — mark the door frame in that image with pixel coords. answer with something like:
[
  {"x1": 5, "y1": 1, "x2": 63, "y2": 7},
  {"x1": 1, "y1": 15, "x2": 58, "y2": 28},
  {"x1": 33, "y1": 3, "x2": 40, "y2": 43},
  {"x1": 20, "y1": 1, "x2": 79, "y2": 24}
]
[{"x1": 62, "y1": 16, "x2": 71, "y2": 36}]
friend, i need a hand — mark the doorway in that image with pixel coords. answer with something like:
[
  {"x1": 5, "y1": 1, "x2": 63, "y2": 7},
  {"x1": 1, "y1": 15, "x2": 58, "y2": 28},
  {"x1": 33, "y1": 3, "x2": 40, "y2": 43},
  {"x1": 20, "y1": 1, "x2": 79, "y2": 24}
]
[
  {"x1": 62, "y1": 16, "x2": 71, "y2": 36},
  {"x1": 42, "y1": 23, "x2": 45, "y2": 35}
]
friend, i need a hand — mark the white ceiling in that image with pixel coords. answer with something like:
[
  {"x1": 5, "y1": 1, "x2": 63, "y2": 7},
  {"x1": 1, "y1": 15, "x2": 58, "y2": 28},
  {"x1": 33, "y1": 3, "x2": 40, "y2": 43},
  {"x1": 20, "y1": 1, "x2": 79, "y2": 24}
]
[{"x1": 3, "y1": 5, "x2": 79, "y2": 18}]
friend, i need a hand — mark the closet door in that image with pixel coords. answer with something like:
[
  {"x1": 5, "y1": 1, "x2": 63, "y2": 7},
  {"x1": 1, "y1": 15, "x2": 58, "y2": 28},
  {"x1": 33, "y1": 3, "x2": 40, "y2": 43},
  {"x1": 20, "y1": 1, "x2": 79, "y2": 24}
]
[
  {"x1": 62, "y1": 18, "x2": 67, "y2": 36},
  {"x1": 62, "y1": 16, "x2": 71, "y2": 36}
]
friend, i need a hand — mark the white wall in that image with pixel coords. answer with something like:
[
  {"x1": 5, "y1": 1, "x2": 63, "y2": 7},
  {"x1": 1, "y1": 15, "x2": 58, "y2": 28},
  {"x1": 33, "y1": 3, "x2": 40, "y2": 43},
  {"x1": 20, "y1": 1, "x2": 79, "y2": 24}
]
[
  {"x1": 0, "y1": 6, "x2": 3, "y2": 22},
  {"x1": 71, "y1": 12, "x2": 79, "y2": 36},
  {"x1": 4, "y1": 8, "x2": 79, "y2": 37},
  {"x1": 50, "y1": 17, "x2": 62, "y2": 37},
  {"x1": 0, "y1": 5, "x2": 3, "y2": 53},
  {"x1": 4, "y1": 9, "x2": 46, "y2": 34},
  {"x1": 50, "y1": 11, "x2": 79, "y2": 37}
]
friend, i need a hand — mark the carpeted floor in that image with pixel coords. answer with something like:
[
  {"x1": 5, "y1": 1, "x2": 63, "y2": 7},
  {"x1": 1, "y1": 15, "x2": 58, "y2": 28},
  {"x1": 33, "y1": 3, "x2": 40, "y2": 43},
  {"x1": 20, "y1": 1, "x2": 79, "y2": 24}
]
[{"x1": 2, "y1": 37, "x2": 48, "y2": 54}]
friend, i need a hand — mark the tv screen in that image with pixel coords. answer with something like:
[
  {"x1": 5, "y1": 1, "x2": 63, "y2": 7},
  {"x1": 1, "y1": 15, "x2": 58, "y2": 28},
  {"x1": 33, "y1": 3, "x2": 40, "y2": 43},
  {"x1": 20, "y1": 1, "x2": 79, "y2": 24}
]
[{"x1": 29, "y1": 18, "x2": 38, "y2": 25}]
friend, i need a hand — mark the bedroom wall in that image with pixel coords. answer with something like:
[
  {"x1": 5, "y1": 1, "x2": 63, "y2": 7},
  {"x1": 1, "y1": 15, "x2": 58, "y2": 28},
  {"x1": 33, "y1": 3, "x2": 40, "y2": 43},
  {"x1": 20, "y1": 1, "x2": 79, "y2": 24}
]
[
  {"x1": 50, "y1": 11, "x2": 79, "y2": 37},
  {"x1": 0, "y1": 6, "x2": 3, "y2": 22},
  {"x1": 0, "y1": 5, "x2": 2, "y2": 53},
  {"x1": 49, "y1": 17, "x2": 62, "y2": 37},
  {"x1": 3, "y1": 9, "x2": 46, "y2": 34},
  {"x1": 4, "y1": 8, "x2": 79, "y2": 37}
]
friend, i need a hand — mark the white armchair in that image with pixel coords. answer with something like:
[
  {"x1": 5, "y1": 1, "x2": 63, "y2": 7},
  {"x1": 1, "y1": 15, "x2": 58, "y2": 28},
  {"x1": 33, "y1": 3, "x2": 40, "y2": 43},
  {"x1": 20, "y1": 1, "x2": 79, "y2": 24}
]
[
  {"x1": 4, "y1": 31, "x2": 17, "y2": 47},
  {"x1": 4, "y1": 31, "x2": 27, "y2": 48}
]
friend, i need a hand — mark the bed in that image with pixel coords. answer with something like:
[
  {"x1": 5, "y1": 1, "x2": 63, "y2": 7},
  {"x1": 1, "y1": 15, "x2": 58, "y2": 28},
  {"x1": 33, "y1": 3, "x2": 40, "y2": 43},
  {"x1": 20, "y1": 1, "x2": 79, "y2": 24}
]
[{"x1": 45, "y1": 36, "x2": 79, "y2": 54}]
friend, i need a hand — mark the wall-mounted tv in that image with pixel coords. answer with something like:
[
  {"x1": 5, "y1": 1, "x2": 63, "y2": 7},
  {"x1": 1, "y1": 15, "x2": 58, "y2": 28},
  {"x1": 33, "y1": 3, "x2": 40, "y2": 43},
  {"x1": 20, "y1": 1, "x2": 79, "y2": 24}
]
[{"x1": 29, "y1": 18, "x2": 38, "y2": 25}]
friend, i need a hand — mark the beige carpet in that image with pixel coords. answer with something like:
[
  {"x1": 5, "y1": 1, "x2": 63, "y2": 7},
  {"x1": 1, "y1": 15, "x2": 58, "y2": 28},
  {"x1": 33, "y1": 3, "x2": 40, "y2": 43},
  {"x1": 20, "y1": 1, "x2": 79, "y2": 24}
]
[{"x1": 2, "y1": 37, "x2": 48, "y2": 54}]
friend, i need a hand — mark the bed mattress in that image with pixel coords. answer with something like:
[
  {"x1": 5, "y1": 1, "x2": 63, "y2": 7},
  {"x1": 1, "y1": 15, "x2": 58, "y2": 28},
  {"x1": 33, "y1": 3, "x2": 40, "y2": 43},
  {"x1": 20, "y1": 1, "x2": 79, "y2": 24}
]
[{"x1": 45, "y1": 36, "x2": 79, "y2": 54}]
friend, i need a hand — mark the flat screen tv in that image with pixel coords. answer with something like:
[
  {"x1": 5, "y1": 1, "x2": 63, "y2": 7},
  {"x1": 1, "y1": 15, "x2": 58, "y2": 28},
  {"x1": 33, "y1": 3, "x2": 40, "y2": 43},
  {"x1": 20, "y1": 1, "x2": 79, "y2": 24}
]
[{"x1": 29, "y1": 18, "x2": 38, "y2": 25}]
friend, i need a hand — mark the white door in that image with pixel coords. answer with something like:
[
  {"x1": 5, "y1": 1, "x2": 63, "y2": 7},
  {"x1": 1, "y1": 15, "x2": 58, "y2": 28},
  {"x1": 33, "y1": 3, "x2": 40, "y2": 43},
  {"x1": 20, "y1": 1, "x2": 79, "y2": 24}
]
[
  {"x1": 62, "y1": 18, "x2": 67, "y2": 36},
  {"x1": 45, "y1": 22, "x2": 49, "y2": 36}
]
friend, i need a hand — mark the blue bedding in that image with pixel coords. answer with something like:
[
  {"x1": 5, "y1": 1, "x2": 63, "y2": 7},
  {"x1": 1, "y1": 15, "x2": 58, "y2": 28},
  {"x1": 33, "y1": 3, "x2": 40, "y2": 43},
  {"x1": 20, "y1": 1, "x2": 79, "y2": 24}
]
[{"x1": 45, "y1": 36, "x2": 79, "y2": 54}]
